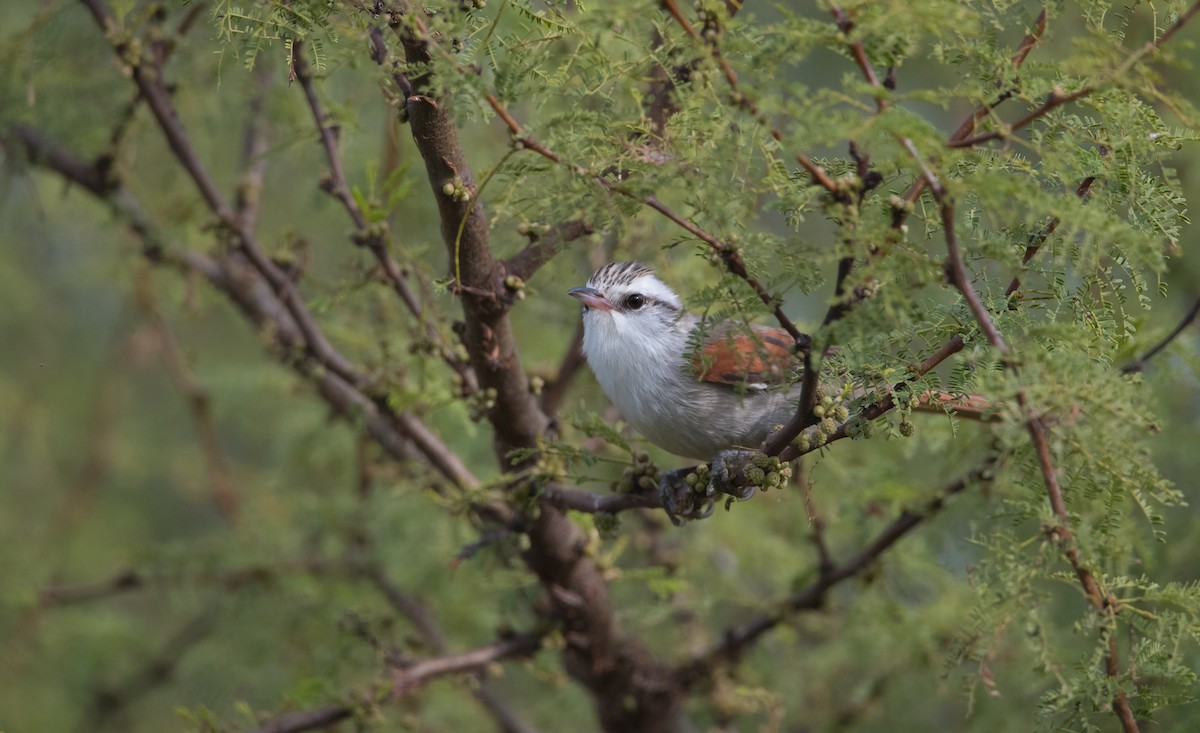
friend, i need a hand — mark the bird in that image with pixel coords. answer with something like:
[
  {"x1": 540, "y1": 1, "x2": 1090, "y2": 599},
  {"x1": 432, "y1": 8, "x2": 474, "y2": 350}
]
[
  {"x1": 568, "y1": 261, "x2": 992, "y2": 520},
  {"x1": 567, "y1": 261, "x2": 803, "y2": 461}
]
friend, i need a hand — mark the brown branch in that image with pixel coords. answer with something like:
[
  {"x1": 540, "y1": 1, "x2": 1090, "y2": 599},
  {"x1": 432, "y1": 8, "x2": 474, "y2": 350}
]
[
  {"x1": 502, "y1": 218, "x2": 594, "y2": 283},
  {"x1": 8, "y1": 121, "x2": 481, "y2": 494},
  {"x1": 679, "y1": 456, "x2": 1001, "y2": 684},
  {"x1": 1121, "y1": 294, "x2": 1200, "y2": 373},
  {"x1": 830, "y1": 4, "x2": 887, "y2": 111},
  {"x1": 78, "y1": 0, "x2": 365, "y2": 394},
  {"x1": 949, "y1": 1, "x2": 1200, "y2": 149},
  {"x1": 661, "y1": 0, "x2": 840, "y2": 194},
  {"x1": 82, "y1": 610, "x2": 216, "y2": 733},
  {"x1": 362, "y1": 566, "x2": 541, "y2": 733},
  {"x1": 541, "y1": 484, "x2": 663, "y2": 514},
  {"x1": 911, "y1": 138, "x2": 1141, "y2": 733},
  {"x1": 290, "y1": 38, "x2": 478, "y2": 393},
  {"x1": 538, "y1": 321, "x2": 586, "y2": 416},
  {"x1": 248, "y1": 629, "x2": 544, "y2": 733},
  {"x1": 391, "y1": 630, "x2": 546, "y2": 694},
  {"x1": 134, "y1": 273, "x2": 239, "y2": 522}
]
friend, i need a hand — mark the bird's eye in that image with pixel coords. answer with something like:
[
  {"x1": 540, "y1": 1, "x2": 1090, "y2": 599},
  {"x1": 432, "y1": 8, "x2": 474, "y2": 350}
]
[{"x1": 624, "y1": 294, "x2": 646, "y2": 310}]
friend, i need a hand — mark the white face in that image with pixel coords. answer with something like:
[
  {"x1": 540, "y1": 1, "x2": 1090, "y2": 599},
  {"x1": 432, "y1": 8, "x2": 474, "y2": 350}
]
[{"x1": 571, "y1": 263, "x2": 685, "y2": 345}]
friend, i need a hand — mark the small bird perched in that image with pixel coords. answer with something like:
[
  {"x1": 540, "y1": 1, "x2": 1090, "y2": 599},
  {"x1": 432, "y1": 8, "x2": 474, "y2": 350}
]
[
  {"x1": 568, "y1": 261, "x2": 990, "y2": 519},
  {"x1": 568, "y1": 261, "x2": 802, "y2": 461}
]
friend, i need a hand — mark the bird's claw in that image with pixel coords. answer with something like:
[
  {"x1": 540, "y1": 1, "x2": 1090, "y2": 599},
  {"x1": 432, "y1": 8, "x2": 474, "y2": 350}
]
[
  {"x1": 710, "y1": 450, "x2": 759, "y2": 502},
  {"x1": 658, "y1": 467, "x2": 715, "y2": 525},
  {"x1": 658, "y1": 450, "x2": 760, "y2": 524}
]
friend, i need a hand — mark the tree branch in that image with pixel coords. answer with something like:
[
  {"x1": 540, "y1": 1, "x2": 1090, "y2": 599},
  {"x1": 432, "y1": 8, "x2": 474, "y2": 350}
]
[
  {"x1": 502, "y1": 218, "x2": 594, "y2": 283},
  {"x1": 371, "y1": 13, "x2": 684, "y2": 731},
  {"x1": 7, "y1": 121, "x2": 480, "y2": 493},
  {"x1": 1121, "y1": 294, "x2": 1200, "y2": 373},
  {"x1": 661, "y1": 0, "x2": 840, "y2": 194},
  {"x1": 134, "y1": 273, "x2": 239, "y2": 523},
  {"x1": 911, "y1": 138, "x2": 1141, "y2": 733},
  {"x1": 949, "y1": 1, "x2": 1200, "y2": 149},
  {"x1": 391, "y1": 630, "x2": 546, "y2": 694},
  {"x1": 678, "y1": 455, "x2": 1001, "y2": 684}
]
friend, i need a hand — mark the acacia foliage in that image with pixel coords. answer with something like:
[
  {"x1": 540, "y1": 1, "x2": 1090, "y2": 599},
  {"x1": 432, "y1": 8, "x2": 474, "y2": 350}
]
[{"x1": 2, "y1": 1, "x2": 1200, "y2": 732}]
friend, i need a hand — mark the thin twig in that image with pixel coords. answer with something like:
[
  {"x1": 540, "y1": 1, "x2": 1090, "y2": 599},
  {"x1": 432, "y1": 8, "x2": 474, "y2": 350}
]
[
  {"x1": 830, "y1": 4, "x2": 887, "y2": 112},
  {"x1": 661, "y1": 0, "x2": 840, "y2": 193},
  {"x1": 950, "y1": 1, "x2": 1200, "y2": 149},
  {"x1": 541, "y1": 484, "x2": 662, "y2": 514},
  {"x1": 391, "y1": 630, "x2": 546, "y2": 694},
  {"x1": 290, "y1": 39, "x2": 478, "y2": 393},
  {"x1": 1121, "y1": 294, "x2": 1200, "y2": 373},
  {"x1": 679, "y1": 455, "x2": 1001, "y2": 684},
  {"x1": 910, "y1": 134, "x2": 1141, "y2": 733},
  {"x1": 135, "y1": 273, "x2": 239, "y2": 522},
  {"x1": 1005, "y1": 175, "x2": 1098, "y2": 298},
  {"x1": 81, "y1": 610, "x2": 217, "y2": 733}
]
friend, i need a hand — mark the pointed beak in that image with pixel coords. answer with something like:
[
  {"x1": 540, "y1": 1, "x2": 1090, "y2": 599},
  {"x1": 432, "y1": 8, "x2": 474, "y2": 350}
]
[{"x1": 567, "y1": 286, "x2": 613, "y2": 312}]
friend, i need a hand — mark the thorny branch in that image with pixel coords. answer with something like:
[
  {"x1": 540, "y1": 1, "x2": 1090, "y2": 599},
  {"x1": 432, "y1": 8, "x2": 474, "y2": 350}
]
[
  {"x1": 289, "y1": 39, "x2": 479, "y2": 394},
  {"x1": 661, "y1": 0, "x2": 840, "y2": 194},
  {"x1": 910, "y1": 139, "x2": 1142, "y2": 733},
  {"x1": 679, "y1": 455, "x2": 1002, "y2": 683},
  {"x1": 370, "y1": 10, "x2": 684, "y2": 732},
  {"x1": 247, "y1": 629, "x2": 544, "y2": 733},
  {"x1": 1121, "y1": 294, "x2": 1200, "y2": 373},
  {"x1": 949, "y1": 1, "x2": 1200, "y2": 149},
  {"x1": 375, "y1": 11, "x2": 809, "y2": 346}
]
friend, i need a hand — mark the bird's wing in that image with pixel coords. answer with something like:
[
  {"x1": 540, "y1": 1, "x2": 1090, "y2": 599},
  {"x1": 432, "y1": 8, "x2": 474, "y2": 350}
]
[{"x1": 689, "y1": 323, "x2": 797, "y2": 391}]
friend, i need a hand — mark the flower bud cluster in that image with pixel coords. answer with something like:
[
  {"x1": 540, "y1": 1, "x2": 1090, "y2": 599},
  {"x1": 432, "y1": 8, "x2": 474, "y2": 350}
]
[
  {"x1": 467, "y1": 387, "x2": 498, "y2": 422},
  {"x1": 746, "y1": 454, "x2": 792, "y2": 490},
  {"x1": 613, "y1": 451, "x2": 659, "y2": 494},
  {"x1": 504, "y1": 275, "x2": 526, "y2": 301},
  {"x1": 441, "y1": 176, "x2": 472, "y2": 203}
]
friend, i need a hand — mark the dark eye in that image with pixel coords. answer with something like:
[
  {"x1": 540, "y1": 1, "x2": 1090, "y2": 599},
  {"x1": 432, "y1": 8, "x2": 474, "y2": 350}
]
[{"x1": 624, "y1": 294, "x2": 645, "y2": 310}]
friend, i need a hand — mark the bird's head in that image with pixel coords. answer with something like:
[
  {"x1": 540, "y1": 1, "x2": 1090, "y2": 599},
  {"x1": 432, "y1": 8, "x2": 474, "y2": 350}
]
[{"x1": 567, "y1": 262, "x2": 685, "y2": 345}]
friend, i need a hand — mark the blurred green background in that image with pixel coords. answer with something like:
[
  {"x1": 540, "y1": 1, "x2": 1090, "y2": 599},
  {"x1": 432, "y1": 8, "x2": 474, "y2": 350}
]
[{"x1": 2, "y1": 1, "x2": 1200, "y2": 731}]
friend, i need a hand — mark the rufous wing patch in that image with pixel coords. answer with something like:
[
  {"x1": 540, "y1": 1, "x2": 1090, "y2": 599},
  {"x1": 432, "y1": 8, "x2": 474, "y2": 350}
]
[{"x1": 691, "y1": 325, "x2": 796, "y2": 389}]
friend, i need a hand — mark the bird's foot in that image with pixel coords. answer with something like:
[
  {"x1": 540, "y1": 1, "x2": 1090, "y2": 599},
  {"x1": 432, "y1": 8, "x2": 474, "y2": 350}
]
[
  {"x1": 658, "y1": 466, "x2": 717, "y2": 525},
  {"x1": 709, "y1": 450, "x2": 760, "y2": 503},
  {"x1": 658, "y1": 450, "x2": 768, "y2": 524}
]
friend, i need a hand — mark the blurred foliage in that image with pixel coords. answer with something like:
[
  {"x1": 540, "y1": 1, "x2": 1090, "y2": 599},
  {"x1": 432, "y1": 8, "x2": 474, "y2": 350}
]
[{"x1": 2, "y1": 1, "x2": 1200, "y2": 732}]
